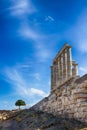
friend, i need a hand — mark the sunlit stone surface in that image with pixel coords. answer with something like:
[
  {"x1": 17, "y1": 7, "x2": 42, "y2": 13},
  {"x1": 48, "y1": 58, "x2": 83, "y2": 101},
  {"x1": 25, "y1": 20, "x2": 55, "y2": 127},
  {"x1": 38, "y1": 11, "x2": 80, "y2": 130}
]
[{"x1": 32, "y1": 43, "x2": 87, "y2": 123}]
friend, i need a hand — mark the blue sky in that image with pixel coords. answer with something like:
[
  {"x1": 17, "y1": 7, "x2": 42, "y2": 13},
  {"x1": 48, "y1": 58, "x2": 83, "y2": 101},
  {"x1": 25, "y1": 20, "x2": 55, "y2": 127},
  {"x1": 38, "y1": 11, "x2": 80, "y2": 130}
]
[{"x1": 0, "y1": 0, "x2": 87, "y2": 110}]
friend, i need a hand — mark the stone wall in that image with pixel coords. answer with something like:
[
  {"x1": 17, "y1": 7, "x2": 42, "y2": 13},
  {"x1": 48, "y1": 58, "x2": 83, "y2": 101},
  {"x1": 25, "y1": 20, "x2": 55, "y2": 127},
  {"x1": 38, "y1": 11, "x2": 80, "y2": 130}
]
[{"x1": 32, "y1": 74, "x2": 87, "y2": 123}]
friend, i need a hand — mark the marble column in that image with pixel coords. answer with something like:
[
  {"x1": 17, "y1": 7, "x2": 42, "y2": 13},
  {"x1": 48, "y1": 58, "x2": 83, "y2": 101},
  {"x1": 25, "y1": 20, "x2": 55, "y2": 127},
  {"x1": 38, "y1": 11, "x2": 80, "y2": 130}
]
[
  {"x1": 63, "y1": 50, "x2": 67, "y2": 82},
  {"x1": 59, "y1": 56, "x2": 62, "y2": 84},
  {"x1": 50, "y1": 66, "x2": 53, "y2": 91},
  {"x1": 53, "y1": 64, "x2": 56, "y2": 88},
  {"x1": 56, "y1": 60, "x2": 60, "y2": 86},
  {"x1": 72, "y1": 63, "x2": 78, "y2": 76},
  {"x1": 67, "y1": 47, "x2": 72, "y2": 78},
  {"x1": 55, "y1": 61, "x2": 58, "y2": 87},
  {"x1": 61, "y1": 54, "x2": 63, "y2": 84},
  {"x1": 75, "y1": 64, "x2": 78, "y2": 76}
]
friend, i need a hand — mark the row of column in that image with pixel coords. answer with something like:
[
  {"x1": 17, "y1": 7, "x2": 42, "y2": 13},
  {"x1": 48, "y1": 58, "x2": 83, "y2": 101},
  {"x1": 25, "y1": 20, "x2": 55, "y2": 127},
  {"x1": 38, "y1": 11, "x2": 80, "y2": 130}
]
[{"x1": 51, "y1": 47, "x2": 73, "y2": 90}]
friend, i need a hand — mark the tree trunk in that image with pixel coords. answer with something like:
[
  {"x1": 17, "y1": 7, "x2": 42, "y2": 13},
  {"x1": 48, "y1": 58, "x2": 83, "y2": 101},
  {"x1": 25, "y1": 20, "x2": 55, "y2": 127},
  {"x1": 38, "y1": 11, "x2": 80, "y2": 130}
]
[{"x1": 19, "y1": 106, "x2": 20, "y2": 110}]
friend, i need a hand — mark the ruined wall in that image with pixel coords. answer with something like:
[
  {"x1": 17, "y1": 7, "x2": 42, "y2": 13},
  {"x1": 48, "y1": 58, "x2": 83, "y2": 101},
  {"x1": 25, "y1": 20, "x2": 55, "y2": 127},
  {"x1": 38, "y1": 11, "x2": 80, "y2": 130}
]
[
  {"x1": 32, "y1": 44, "x2": 87, "y2": 123},
  {"x1": 32, "y1": 75, "x2": 87, "y2": 122}
]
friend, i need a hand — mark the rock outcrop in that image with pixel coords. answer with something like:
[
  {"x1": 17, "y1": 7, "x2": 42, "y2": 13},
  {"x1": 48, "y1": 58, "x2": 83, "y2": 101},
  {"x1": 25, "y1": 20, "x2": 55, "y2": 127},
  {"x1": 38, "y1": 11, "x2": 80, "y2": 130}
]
[
  {"x1": 0, "y1": 108, "x2": 87, "y2": 130},
  {"x1": 0, "y1": 110, "x2": 18, "y2": 121}
]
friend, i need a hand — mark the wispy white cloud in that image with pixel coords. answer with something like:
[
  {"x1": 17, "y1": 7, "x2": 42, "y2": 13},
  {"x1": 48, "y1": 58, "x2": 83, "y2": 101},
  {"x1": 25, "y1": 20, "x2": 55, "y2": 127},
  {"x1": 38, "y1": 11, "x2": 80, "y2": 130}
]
[
  {"x1": 16, "y1": 64, "x2": 31, "y2": 69},
  {"x1": 79, "y1": 67, "x2": 87, "y2": 72},
  {"x1": 18, "y1": 22, "x2": 40, "y2": 40},
  {"x1": 48, "y1": 79, "x2": 51, "y2": 86},
  {"x1": 75, "y1": 11, "x2": 87, "y2": 52},
  {"x1": 36, "y1": 46, "x2": 51, "y2": 62},
  {"x1": 18, "y1": 21, "x2": 52, "y2": 62},
  {"x1": 0, "y1": 101, "x2": 9, "y2": 109},
  {"x1": 33, "y1": 73, "x2": 41, "y2": 81},
  {"x1": 2, "y1": 101, "x2": 9, "y2": 108},
  {"x1": 65, "y1": 9, "x2": 87, "y2": 52},
  {"x1": 9, "y1": 0, "x2": 36, "y2": 17},
  {"x1": 4, "y1": 0, "x2": 55, "y2": 63},
  {"x1": 79, "y1": 67, "x2": 86, "y2": 71},
  {"x1": 30, "y1": 88, "x2": 48, "y2": 97},
  {"x1": 45, "y1": 16, "x2": 55, "y2": 22},
  {"x1": 4, "y1": 67, "x2": 48, "y2": 99},
  {"x1": 79, "y1": 66, "x2": 87, "y2": 75},
  {"x1": 6, "y1": 1, "x2": 54, "y2": 63}
]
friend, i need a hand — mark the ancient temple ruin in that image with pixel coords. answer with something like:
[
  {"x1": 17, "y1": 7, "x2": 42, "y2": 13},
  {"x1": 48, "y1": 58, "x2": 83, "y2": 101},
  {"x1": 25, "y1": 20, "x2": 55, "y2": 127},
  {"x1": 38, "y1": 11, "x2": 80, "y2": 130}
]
[
  {"x1": 51, "y1": 43, "x2": 78, "y2": 92},
  {"x1": 33, "y1": 43, "x2": 87, "y2": 123}
]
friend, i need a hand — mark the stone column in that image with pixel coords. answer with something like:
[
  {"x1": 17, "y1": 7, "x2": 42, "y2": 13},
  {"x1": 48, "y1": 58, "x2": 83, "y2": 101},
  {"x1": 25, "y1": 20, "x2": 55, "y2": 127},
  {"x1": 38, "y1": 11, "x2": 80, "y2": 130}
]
[
  {"x1": 67, "y1": 47, "x2": 72, "y2": 78},
  {"x1": 63, "y1": 50, "x2": 67, "y2": 82},
  {"x1": 75, "y1": 64, "x2": 78, "y2": 76},
  {"x1": 55, "y1": 61, "x2": 58, "y2": 87},
  {"x1": 53, "y1": 64, "x2": 56, "y2": 89},
  {"x1": 51, "y1": 64, "x2": 56, "y2": 92},
  {"x1": 72, "y1": 64, "x2": 78, "y2": 76},
  {"x1": 61, "y1": 54, "x2": 63, "y2": 84},
  {"x1": 50, "y1": 66, "x2": 53, "y2": 91},
  {"x1": 59, "y1": 56, "x2": 63, "y2": 84},
  {"x1": 57, "y1": 60, "x2": 60, "y2": 86}
]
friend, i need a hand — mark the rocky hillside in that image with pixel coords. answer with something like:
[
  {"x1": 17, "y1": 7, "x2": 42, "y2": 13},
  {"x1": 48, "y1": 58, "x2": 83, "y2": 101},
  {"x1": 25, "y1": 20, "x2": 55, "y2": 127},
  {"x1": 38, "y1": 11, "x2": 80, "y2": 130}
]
[
  {"x1": 0, "y1": 108, "x2": 87, "y2": 130},
  {"x1": 0, "y1": 110, "x2": 18, "y2": 120}
]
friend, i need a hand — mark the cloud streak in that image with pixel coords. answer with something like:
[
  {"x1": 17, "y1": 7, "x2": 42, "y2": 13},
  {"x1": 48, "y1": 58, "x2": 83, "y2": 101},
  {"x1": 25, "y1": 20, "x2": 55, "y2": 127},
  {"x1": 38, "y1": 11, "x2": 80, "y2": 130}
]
[
  {"x1": 65, "y1": 9, "x2": 87, "y2": 53},
  {"x1": 79, "y1": 66, "x2": 87, "y2": 75},
  {"x1": 45, "y1": 16, "x2": 55, "y2": 22},
  {"x1": 2, "y1": 0, "x2": 56, "y2": 63},
  {"x1": 74, "y1": 10, "x2": 87, "y2": 52},
  {"x1": 4, "y1": 66, "x2": 48, "y2": 99},
  {"x1": 33, "y1": 73, "x2": 41, "y2": 81},
  {"x1": 18, "y1": 22, "x2": 40, "y2": 40},
  {"x1": 18, "y1": 21, "x2": 52, "y2": 62},
  {"x1": 3, "y1": 0, "x2": 55, "y2": 63},
  {"x1": 10, "y1": 0, "x2": 36, "y2": 17}
]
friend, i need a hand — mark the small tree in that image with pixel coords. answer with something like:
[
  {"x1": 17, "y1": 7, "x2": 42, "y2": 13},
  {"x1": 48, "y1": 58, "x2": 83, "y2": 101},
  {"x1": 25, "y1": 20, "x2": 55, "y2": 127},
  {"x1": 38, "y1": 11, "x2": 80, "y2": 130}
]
[{"x1": 15, "y1": 100, "x2": 26, "y2": 110}]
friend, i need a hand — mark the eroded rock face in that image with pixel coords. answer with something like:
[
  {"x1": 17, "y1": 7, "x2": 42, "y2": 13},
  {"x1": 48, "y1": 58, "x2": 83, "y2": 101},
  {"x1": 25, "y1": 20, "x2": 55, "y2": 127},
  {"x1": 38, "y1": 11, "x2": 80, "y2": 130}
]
[
  {"x1": 32, "y1": 74, "x2": 87, "y2": 123},
  {"x1": 0, "y1": 110, "x2": 18, "y2": 121},
  {"x1": 0, "y1": 109, "x2": 86, "y2": 130}
]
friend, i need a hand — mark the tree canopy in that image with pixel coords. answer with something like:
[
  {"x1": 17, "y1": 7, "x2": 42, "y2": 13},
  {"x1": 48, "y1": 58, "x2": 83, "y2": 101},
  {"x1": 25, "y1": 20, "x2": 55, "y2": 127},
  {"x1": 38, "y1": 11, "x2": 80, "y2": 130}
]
[{"x1": 15, "y1": 99, "x2": 26, "y2": 110}]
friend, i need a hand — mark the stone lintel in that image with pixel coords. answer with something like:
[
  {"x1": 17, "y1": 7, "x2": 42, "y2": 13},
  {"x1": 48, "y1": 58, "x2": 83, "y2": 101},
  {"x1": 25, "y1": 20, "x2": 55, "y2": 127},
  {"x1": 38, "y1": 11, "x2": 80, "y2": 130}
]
[{"x1": 53, "y1": 43, "x2": 72, "y2": 64}]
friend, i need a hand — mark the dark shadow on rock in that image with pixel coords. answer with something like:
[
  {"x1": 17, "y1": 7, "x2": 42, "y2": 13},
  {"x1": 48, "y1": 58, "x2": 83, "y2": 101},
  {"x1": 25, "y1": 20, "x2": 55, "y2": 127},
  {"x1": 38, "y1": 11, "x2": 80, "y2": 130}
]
[{"x1": 0, "y1": 108, "x2": 87, "y2": 130}]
